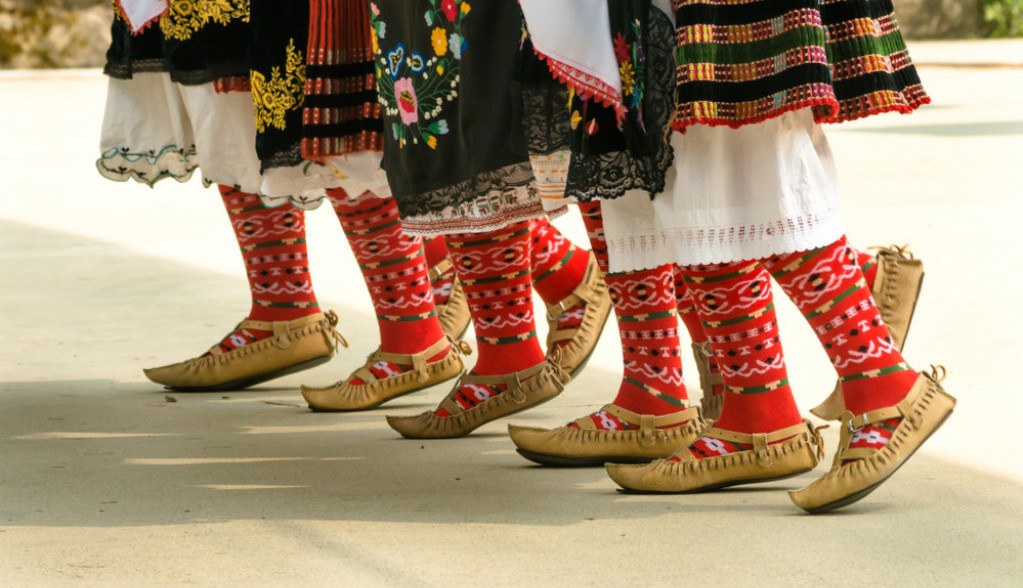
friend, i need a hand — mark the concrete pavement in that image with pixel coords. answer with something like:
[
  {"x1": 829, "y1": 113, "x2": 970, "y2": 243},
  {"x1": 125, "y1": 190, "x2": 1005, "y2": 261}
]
[{"x1": 2, "y1": 40, "x2": 1023, "y2": 586}]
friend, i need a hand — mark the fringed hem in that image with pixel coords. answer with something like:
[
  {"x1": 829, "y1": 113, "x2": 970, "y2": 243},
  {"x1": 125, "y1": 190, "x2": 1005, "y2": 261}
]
[{"x1": 96, "y1": 145, "x2": 198, "y2": 187}]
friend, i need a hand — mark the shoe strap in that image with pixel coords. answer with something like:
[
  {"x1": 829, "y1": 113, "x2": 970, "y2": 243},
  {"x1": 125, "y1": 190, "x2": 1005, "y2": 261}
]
[
  {"x1": 698, "y1": 420, "x2": 824, "y2": 467},
  {"x1": 836, "y1": 372, "x2": 926, "y2": 465},
  {"x1": 436, "y1": 361, "x2": 550, "y2": 416},
  {"x1": 363, "y1": 337, "x2": 468, "y2": 384},
  {"x1": 544, "y1": 252, "x2": 602, "y2": 324},
  {"x1": 428, "y1": 256, "x2": 455, "y2": 282}
]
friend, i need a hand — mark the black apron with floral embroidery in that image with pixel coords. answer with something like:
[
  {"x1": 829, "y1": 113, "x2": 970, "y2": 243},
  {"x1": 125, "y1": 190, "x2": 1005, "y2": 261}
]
[{"x1": 371, "y1": 0, "x2": 532, "y2": 218}]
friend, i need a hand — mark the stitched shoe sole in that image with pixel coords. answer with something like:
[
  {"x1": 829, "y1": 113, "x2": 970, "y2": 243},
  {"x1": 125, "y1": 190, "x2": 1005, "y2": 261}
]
[
  {"x1": 515, "y1": 448, "x2": 657, "y2": 467},
  {"x1": 798, "y1": 408, "x2": 953, "y2": 514},
  {"x1": 303, "y1": 368, "x2": 461, "y2": 412},
  {"x1": 158, "y1": 354, "x2": 333, "y2": 392}
]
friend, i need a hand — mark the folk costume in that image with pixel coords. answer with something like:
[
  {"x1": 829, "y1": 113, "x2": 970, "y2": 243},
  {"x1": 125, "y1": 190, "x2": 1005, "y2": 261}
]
[
  {"x1": 365, "y1": 0, "x2": 612, "y2": 439},
  {"x1": 98, "y1": 0, "x2": 468, "y2": 400},
  {"x1": 518, "y1": 0, "x2": 953, "y2": 512}
]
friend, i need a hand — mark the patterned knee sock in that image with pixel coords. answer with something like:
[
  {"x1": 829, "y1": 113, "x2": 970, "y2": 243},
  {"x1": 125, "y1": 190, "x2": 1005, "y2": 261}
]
[
  {"x1": 763, "y1": 237, "x2": 918, "y2": 452},
  {"x1": 423, "y1": 235, "x2": 454, "y2": 306},
  {"x1": 330, "y1": 189, "x2": 447, "y2": 382},
  {"x1": 216, "y1": 185, "x2": 320, "y2": 353},
  {"x1": 674, "y1": 266, "x2": 723, "y2": 400},
  {"x1": 439, "y1": 222, "x2": 546, "y2": 415},
  {"x1": 679, "y1": 262, "x2": 802, "y2": 459},
  {"x1": 575, "y1": 201, "x2": 688, "y2": 431}
]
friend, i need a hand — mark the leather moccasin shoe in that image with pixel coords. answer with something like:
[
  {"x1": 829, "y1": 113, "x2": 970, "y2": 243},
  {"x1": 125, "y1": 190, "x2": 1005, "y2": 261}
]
[
  {"x1": 606, "y1": 420, "x2": 825, "y2": 493},
  {"x1": 545, "y1": 253, "x2": 612, "y2": 377},
  {"x1": 430, "y1": 257, "x2": 471, "y2": 341},
  {"x1": 386, "y1": 359, "x2": 567, "y2": 439},
  {"x1": 812, "y1": 245, "x2": 924, "y2": 420},
  {"x1": 508, "y1": 404, "x2": 705, "y2": 467},
  {"x1": 301, "y1": 337, "x2": 469, "y2": 411},
  {"x1": 790, "y1": 367, "x2": 955, "y2": 514},
  {"x1": 143, "y1": 311, "x2": 343, "y2": 392}
]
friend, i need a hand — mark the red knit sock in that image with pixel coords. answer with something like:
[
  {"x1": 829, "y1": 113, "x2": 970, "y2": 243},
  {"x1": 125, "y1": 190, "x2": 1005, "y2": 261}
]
[
  {"x1": 330, "y1": 189, "x2": 447, "y2": 382},
  {"x1": 677, "y1": 261, "x2": 802, "y2": 459},
  {"x1": 438, "y1": 222, "x2": 545, "y2": 416},
  {"x1": 529, "y1": 217, "x2": 591, "y2": 352},
  {"x1": 423, "y1": 235, "x2": 454, "y2": 306},
  {"x1": 574, "y1": 201, "x2": 688, "y2": 431},
  {"x1": 762, "y1": 237, "x2": 918, "y2": 418},
  {"x1": 763, "y1": 239, "x2": 917, "y2": 458},
  {"x1": 215, "y1": 185, "x2": 320, "y2": 353},
  {"x1": 853, "y1": 247, "x2": 879, "y2": 289}
]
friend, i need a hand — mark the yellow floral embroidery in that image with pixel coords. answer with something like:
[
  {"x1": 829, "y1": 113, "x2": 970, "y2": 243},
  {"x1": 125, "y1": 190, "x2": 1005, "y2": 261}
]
[
  {"x1": 251, "y1": 39, "x2": 306, "y2": 133},
  {"x1": 619, "y1": 62, "x2": 635, "y2": 96},
  {"x1": 431, "y1": 27, "x2": 448, "y2": 56},
  {"x1": 159, "y1": 0, "x2": 250, "y2": 42}
]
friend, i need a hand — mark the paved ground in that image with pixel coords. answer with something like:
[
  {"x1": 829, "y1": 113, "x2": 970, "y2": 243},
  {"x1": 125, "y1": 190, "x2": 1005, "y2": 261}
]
[{"x1": 1, "y1": 40, "x2": 1022, "y2": 586}]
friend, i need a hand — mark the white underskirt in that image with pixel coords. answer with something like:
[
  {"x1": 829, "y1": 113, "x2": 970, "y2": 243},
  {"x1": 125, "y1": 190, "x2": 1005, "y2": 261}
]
[
  {"x1": 600, "y1": 109, "x2": 845, "y2": 271},
  {"x1": 97, "y1": 73, "x2": 388, "y2": 209}
]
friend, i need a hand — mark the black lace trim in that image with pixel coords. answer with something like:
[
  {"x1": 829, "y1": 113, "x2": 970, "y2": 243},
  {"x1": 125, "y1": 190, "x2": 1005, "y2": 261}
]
[
  {"x1": 260, "y1": 142, "x2": 304, "y2": 172},
  {"x1": 520, "y1": 81, "x2": 571, "y2": 156},
  {"x1": 104, "y1": 60, "x2": 249, "y2": 86},
  {"x1": 393, "y1": 161, "x2": 536, "y2": 219},
  {"x1": 566, "y1": 6, "x2": 675, "y2": 202}
]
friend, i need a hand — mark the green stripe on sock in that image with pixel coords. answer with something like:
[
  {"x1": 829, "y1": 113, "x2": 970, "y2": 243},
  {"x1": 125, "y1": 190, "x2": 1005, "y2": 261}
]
[
  {"x1": 342, "y1": 217, "x2": 401, "y2": 237},
  {"x1": 617, "y1": 309, "x2": 678, "y2": 323},
  {"x1": 376, "y1": 310, "x2": 439, "y2": 322},
  {"x1": 460, "y1": 268, "x2": 531, "y2": 286},
  {"x1": 533, "y1": 247, "x2": 576, "y2": 284},
  {"x1": 804, "y1": 279, "x2": 867, "y2": 320},
  {"x1": 240, "y1": 238, "x2": 306, "y2": 252},
  {"x1": 770, "y1": 248, "x2": 824, "y2": 279},
  {"x1": 839, "y1": 362, "x2": 912, "y2": 383},
  {"x1": 446, "y1": 226, "x2": 530, "y2": 248},
  {"x1": 725, "y1": 377, "x2": 790, "y2": 395},
  {"x1": 622, "y1": 377, "x2": 688, "y2": 408},
  {"x1": 681, "y1": 263, "x2": 757, "y2": 284},
  {"x1": 254, "y1": 300, "x2": 320, "y2": 309},
  {"x1": 702, "y1": 302, "x2": 774, "y2": 329},
  {"x1": 477, "y1": 329, "x2": 538, "y2": 345}
]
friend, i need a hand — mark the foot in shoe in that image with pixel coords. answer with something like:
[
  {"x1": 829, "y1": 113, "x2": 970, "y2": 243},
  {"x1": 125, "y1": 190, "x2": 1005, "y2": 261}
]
[
  {"x1": 348, "y1": 347, "x2": 451, "y2": 386},
  {"x1": 434, "y1": 375, "x2": 508, "y2": 417},
  {"x1": 548, "y1": 303, "x2": 586, "y2": 354},
  {"x1": 210, "y1": 325, "x2": 272, "y2": 354}
]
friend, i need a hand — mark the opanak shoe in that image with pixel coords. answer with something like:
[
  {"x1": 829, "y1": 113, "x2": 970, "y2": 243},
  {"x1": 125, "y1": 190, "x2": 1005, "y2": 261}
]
[
  {"x1": 812, "y1": 245, "x2": 925, "y2": 420},
  {"x1": 790, "y1": 367, "x2": 955, "y2": 514},
  {"x1": 508, "y1": 404, "x2": 705, "y2": 467},
  {"x1": 692, "y1": 342, "x2": 723, "y2": 422},
  {"x1": 605, "y1": 420, "x2": 825, "y2": 493},
  {"x1": 545, "y1": 252, "x2": 612, "y2": 376},
  {"x1": 143, "y1": 311, "x2": 343, "y2": 392},
  {"x1": 386, "y1": 359, "x2": 568, "y2": 439},
  {"x1": 300, "y1": 337, "x2": 469, "y2": 411},
  {"x1": 430, "y1": 256, "x2": 471, "y2": 341}
]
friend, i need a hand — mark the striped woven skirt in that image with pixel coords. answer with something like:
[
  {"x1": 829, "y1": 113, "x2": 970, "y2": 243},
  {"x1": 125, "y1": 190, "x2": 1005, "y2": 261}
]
[{"x1": 671, "y1": 0, "x2": 929, "y2": 129}]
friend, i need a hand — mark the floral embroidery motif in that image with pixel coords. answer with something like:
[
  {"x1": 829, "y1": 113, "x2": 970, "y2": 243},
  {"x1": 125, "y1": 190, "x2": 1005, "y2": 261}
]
[
  {"x1": 158, "y1": 0, "x2": 250, "y2": 42},
  {"x1": 250, "y1": 38, "x2": 306, "y2": 133},
  {"x1": 370, "y1": 0, "x2": 470, "y2": 149}
]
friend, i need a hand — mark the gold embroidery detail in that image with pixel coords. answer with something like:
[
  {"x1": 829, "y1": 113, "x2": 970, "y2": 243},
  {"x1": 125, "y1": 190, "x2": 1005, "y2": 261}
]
[
  {"x1": 159, "y1": 0, "x2": 250, "y2": 42},
  {"x1": 251, "y1": 38, "x2": 306, "y2": 133}
]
